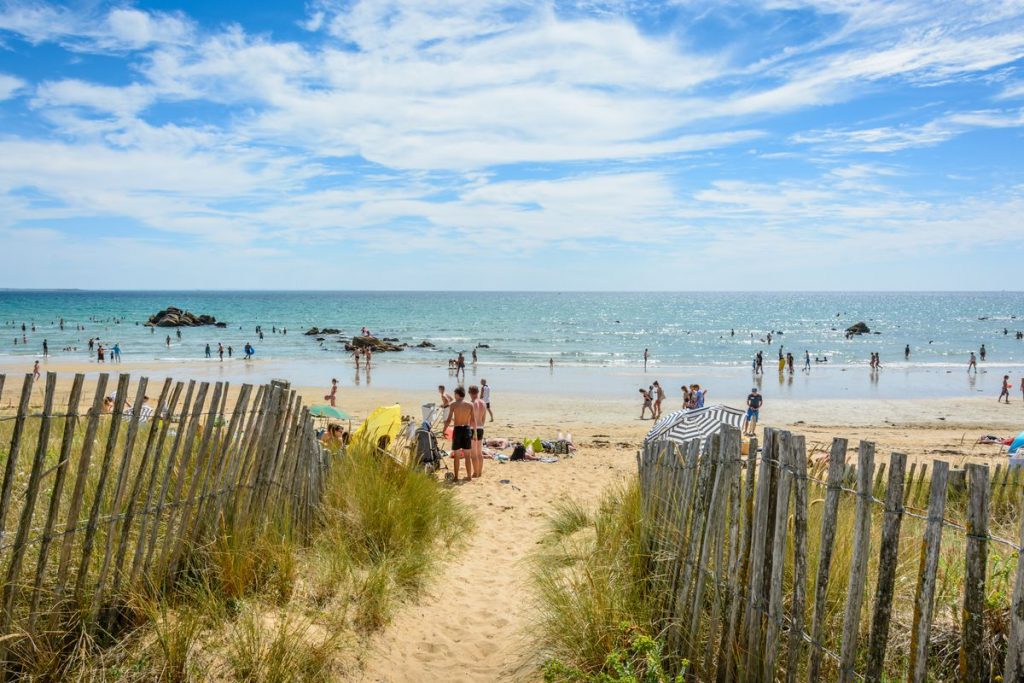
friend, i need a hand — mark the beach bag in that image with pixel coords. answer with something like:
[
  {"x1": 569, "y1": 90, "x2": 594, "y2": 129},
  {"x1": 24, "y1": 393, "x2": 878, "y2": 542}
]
[{"x1": 511, "y1": 444, "x2": 527, "y2": 461}]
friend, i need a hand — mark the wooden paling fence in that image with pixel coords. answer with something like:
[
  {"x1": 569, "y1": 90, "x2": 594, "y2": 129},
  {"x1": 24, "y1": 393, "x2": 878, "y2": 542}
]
[
  {"x1": 0, "y1": 372, "x2": 327, "y2": 672},
  {"x1": 638, "y1": 426, "x2": 1024, "y2": 682}
]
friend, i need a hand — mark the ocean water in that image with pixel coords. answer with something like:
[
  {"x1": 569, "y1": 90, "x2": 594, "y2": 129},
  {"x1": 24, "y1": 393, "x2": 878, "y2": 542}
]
[
  {"x1": 1, "y1": 291, "x2": 1022, "y2": 370},
  {"x1": 3, "y1": 291, "x2": 1024, "y2": 402}
]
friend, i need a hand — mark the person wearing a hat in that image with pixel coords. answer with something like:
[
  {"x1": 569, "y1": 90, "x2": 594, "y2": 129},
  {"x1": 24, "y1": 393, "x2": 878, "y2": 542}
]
[{"x1": 744, "y1": 387, "x2": 763, "y2": 436}]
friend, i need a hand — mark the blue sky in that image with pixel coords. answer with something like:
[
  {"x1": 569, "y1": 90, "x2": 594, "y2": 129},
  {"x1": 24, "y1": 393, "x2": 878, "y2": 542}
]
[{"x1": 0, "y1": 0, "x2": 1023, "y2": 290}]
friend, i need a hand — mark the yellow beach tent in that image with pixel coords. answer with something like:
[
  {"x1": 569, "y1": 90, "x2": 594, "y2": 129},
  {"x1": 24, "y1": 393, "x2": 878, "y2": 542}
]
[{"x1": 351, "y1": 404, "x2": 403, "y2": 450}]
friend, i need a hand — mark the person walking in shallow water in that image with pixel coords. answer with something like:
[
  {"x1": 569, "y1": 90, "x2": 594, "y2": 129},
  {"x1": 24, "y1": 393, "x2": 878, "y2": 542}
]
[
  {"x1": 980, "y1": 344, "x2": 987, "y2": 361},
  {"x1": 968, "y1": 352, "x2": 977, "y2": 373},
  {"x1": 643, "y1": 348, "x2": 649, "y2": 371},
  {"x1": 1000, "y1": 375, "x2": 1011, "y2": 404}
]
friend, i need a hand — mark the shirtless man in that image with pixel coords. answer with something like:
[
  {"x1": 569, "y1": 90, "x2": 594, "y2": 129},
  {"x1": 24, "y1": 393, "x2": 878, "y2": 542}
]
[
  {"x1": 438, "y1": 384, "x2": 453, "y2": 408},
  {"x1": 443, "y1": 386, "x2": 477, "y2": 481},
  {"x1": 468, "y1": 385, "x2": 487, "y2": 478}
]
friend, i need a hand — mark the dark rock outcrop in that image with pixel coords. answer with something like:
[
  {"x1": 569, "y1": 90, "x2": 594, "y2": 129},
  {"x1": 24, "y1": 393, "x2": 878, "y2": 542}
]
[
  {"x1": 846, "y1": 321, "x2": 870, "y2": 336},
  {"x1": 416, "y1": 340, "x2": 436, "y2": 348},
  {"x1": 145, "y1": 307, "x2": 218, "y2": 327},
  {"x1": 345, "y1": 336, "x2": 403, "y2": 352}
]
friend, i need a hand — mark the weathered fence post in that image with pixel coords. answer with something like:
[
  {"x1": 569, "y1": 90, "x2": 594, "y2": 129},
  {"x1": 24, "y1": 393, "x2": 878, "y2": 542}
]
[
  {"x1": 785, "y1": 434, "x2": 809, "y2": 683},
  {"x1": 743, "y1": 428, "x2": 776, "y2": 682},
  {"x1": 763, "y1": 431, "x2": 794, "y2": 680},
  {"x1": 717, "y1": 434, "x2": 757, "y2": 683},
  {"x1": 908, "y1": 460, "x2": 949, "y2": 683},
  {"x1": 960, "y1": 463, "x2": 989, "y2": 682},
  {"x1": 864, "y1": 452, "x2": 908, "y2": 682},
  {"x1": 808, "y1": 437, "x2": 848, "y2": 681},
  {"x1": 838, "y1": 441, "x2": 875, "y2": 683},
  {"x1": 1003, "y1": 467, "x2": 1024, "y2": 681}
]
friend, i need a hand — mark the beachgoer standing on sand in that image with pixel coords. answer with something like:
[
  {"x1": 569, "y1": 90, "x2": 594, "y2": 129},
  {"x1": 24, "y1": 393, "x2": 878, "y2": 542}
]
[
  {"x1": 32, "y1": 360, "x2": 40, "y2": 380},
  {"x1": 652, "y1": 381, "x2": 664, "y2": 419},
  {"x1": 365, "y1": 347, "x2": 372, "y2": 367},
  {"x1": 218, "y1": 343, "x2": 224, "y2": 361},
  {"x1": 643, "y1": 348, "x2": 649, "y2": 370},
  {"x1": 42, "y1": 339, "x2": 48, "y2": 358},
  {"x1": 480, "y1": 379, "x2": 494, "y2": 422},
  {"x1": 692, "y1": 383, "x2": 706, "y2": 408},
  {"x1": 1001, "y1": 375, "x2": 1012, "y2": 403},
  {"x1": 325, "y1": 378, "x2": 338, "y2": 407},
  {"x1": 681, "y1": 385, "x2": 692, "y2": 409},
  {"x1": 113, "y1": 343, "x2": 121, "y2": 362},
  {"x1": 905, "y1": 344, "x2": 911, "y2": 360},
  {"x1": 968, "y1": 352, "x2": 977, "y2": 373},
  {"x1": 472, "y1": 348, "x2": 477, "y2": 364},
  {"x1": 1020, "y1": 377, "x2": 1024, "y2": 402},
  {"x1": 353, "y1": 347, "x2": 360, "y2": 368},
  {"x1": 639, "y1": 388, "x2": 653, "y2": 419},
  {"x1": 469, "y1": 385, "x2": 487, "y2": 478},
  {"x1": 438, "y1": 385, "x2": 453, "y2": 408},
  {"x1": 786, "y1": 352, "x2": 794, "y2": 374},
  {"x1": 97, "y1": 344, "x2": 105, "y2": 363},
  {"x1": 456, "y1": 352, "x2": 465, "y2": 380},
  {"x1": 443, "y1": 386, "x2": 477, "y2": 481},
  {"x1": 744, "y1": 387, "x2": 762, "y2": 436},
  {"x1": 777, "y1": 354, "x2": 785, "y2": 373}
]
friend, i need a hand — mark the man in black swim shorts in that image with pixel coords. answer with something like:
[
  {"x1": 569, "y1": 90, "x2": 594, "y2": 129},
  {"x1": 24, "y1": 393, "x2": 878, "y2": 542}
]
[
  {"x1": 444, "y1": 386, "x2": 477, "y2": 481},
  {"x1": 469, "y1": 385, "x2": 488, "y2": 478}
]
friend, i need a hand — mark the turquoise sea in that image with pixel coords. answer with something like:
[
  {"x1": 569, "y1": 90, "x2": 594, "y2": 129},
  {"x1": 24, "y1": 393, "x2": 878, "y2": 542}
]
[{"x1": 1, "y1": 291, "x2": 1022, "y2": 399}]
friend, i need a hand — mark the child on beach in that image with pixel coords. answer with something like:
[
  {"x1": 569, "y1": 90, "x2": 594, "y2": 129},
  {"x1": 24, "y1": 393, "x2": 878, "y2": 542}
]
[
  {"x1": 744, "y1": 387, "x2": 762, "y2": 436},
  {"x1": 639, "y1": 388, "x2": 654, "y2": 419},
  {"x1": 324, "y1": 378, "x2": 338, "y2": 407},
  {"x1": 652, "y1": 381, "x2": 664, "y2": 419}
]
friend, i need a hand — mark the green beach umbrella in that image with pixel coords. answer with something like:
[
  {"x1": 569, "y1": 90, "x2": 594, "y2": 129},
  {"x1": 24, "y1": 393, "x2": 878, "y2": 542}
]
[{"x1": 310, "y1": 405, "x2": 350, "y2": 420}]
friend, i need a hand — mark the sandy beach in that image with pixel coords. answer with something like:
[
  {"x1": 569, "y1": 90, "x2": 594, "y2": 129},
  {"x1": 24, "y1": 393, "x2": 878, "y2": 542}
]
[{"x1": 2, "y1": 358, "x2": 1022, "y2": 680}]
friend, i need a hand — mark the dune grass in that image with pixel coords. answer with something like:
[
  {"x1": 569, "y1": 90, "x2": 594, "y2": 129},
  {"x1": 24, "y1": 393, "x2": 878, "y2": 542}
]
[{"x1": 531, "y1": 480, "x2": 677, "y2": 681}]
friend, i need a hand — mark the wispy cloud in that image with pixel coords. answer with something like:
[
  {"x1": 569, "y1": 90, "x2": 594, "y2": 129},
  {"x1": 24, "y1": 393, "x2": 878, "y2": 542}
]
[{"x1": 0, "y1": 0, "x2": 1022, "y2": 288}]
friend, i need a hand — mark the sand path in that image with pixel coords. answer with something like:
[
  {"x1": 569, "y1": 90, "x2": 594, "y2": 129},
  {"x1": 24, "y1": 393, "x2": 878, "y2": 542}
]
[{"x1": 357, "y1": 443, "x2": 636, "y2": 683}]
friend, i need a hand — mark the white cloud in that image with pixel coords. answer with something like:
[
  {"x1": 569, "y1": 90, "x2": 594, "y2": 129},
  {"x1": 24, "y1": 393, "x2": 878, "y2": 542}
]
[
  {"x1": 0, "y1": 72, "x2": 24, "y2": 100},
  {"x1": 792, "y1": 108, "x2": 1024, "y2": 153},
  {"x1": 0, "y1": 3, "x2": 194, "y2": 51}
]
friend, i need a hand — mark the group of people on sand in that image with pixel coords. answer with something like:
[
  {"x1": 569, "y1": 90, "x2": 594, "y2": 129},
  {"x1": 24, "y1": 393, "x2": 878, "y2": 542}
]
[
  {"x1": 441, "y1": 381, "x2": 493, "y2": 482},
  {"x1": 638, "y1": 381, "x2": 707, "y2": 420}
]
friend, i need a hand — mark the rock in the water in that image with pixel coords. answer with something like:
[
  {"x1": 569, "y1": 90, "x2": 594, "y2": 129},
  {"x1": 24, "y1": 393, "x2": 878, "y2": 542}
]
[
  {"x1": 321, "y1": 328, "x2": 341, "y2": 335},
  {"x1": 846, "y1": 321, "x2": 870, "y2": 335},
  {"x1": 145, "y1": 307, "x2": 218, "y2": 327},
  {"x1": 416, "y1": 340, "x2": 436, "y2": 348},
  {"x1": 304, "y1": 327, "x2": 320, "y2": 336},
  {"x1": 345, "y1": 336, "x2": 403, "y2": 352},
  {"x1": 215, "y1": 322, "x2": 227, "y2": 328}
]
